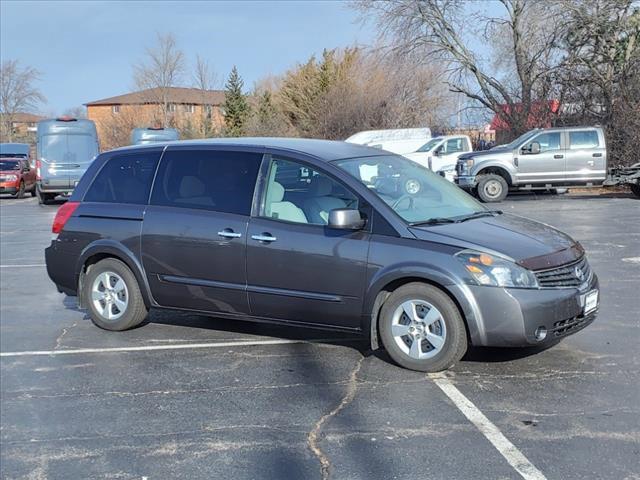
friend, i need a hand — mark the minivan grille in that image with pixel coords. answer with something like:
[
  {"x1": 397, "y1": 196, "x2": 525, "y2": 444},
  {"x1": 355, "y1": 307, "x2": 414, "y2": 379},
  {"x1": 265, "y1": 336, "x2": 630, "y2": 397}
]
[{"x1": 534, "y1": 256, "x2": 591, "y2": 288}]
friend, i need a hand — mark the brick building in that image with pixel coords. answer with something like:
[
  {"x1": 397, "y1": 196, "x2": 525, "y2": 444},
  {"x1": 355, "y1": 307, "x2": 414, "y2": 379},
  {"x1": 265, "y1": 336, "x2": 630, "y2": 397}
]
[
  {"x1": 85, "y1": 87, "x2": 226, "y2": 150},
  {"x1": 0, "y1": 112, "x2": 45, "y2": 143}
]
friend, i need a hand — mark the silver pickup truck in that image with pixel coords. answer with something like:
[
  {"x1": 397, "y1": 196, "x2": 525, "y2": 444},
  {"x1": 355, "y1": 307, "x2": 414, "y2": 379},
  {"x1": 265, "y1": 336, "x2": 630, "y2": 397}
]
[{"x1": 456, "y1": 126, "x2": 608, "y2": 202}]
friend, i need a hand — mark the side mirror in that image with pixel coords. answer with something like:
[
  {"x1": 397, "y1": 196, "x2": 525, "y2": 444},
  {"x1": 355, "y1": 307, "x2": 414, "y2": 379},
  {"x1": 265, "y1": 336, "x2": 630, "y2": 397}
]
[
  {"x1": 434, "y1": 147, "x2": 443, "y2": 157},
  {"x1": 524, "y1": 142, "x2": 541, "y2": 155},
  {"x1": 328, "y1": 208, "x2": 365, "y2": 230}
]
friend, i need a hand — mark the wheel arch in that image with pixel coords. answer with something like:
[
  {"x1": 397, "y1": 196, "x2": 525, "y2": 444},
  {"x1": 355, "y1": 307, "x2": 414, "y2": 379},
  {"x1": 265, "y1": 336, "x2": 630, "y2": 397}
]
[
  {"x1": 474, "y1": 163, "x2": 515, "y2": 186},
  {"x1": 364, "y1": 270, "x2": 481, "y2": 350},
  {"x1": 76, "y1": 240, "x2": 153, "y2": 309}
]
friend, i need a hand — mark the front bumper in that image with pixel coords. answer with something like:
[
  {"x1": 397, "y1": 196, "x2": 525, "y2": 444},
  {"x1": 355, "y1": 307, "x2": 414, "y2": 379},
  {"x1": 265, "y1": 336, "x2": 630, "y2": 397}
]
[
  {"x1": 468, "y1": 273, "x2": 599, "y2": 347},
  {"x1": 455, "y1": 175, "x2": 476, "y2": 189},
  {"x1": 0, "y1": 183, "x2": 18, "y2": 194}
]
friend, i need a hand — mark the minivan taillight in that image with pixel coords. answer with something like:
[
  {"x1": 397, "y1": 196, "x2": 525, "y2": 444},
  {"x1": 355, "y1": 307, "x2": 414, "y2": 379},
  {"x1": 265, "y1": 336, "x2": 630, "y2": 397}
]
[
  {"x1": 36, "y1": 159, "x2": 42, "y2": 180},
  {"x1": 52, "y1": 201, "x2": 79, "y2": 235}
]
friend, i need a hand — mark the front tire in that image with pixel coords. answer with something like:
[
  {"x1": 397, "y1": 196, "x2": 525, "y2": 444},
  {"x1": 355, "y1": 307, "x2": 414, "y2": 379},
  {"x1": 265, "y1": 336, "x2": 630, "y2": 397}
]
[
  {"x1": 631, "y1": 182, "x2": 640, "y2": 198},
  {"x1": 379, "y1": 283, "x2": 467, "y2": 372},
  {"x1": 476, "y1": 174, "x2": 508, "y2": 202},
  {"x1": 15, "y1": 181, "x2": 25, "y2": 199},
  {"x1": 83, "y1": 258, "x2": 148, "y2": 331}
]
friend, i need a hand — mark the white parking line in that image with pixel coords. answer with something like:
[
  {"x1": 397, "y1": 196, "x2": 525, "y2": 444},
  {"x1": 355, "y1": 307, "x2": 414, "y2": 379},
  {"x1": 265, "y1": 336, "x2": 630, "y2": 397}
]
[
  {"x1": 0, "y1": 338, "x2": 344, "y2": 358},
  {"x1": 429, "y1": 373, "x2": 547, "y2": 480},
  {"x1": 0, "y1": 264, "x2": 46, "y2": 268}
]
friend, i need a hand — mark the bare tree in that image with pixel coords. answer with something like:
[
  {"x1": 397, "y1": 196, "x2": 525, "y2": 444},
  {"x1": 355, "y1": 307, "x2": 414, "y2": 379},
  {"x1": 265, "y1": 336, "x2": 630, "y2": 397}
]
[
  {"x1": 0, "y1": 60, "x2": 45, "y2": 141},
  {"x1": 133, "y1": 33, "x2": 185, "y2": 127},
  {"x1": 63, "y1": 106, "x2": 87, "y2": 119},
  {"x1": 356, "y1": 0, "x2": 565, "y2": 140},
  {"x1": 193, "y1": 55, "x2": 220, "y2": 138}
]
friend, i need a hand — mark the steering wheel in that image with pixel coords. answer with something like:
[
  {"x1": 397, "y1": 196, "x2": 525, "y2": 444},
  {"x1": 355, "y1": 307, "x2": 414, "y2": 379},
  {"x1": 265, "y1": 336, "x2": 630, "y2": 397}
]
[{"x1": 392, "y1": 194, "x2": 414, "y2": 210}]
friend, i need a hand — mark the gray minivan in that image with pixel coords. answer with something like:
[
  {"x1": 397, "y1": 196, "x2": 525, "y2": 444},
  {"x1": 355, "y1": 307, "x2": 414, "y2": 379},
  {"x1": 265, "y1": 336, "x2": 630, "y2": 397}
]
[
  {"x1": 45, "y1": 138, "x2": 599, "y2": 372},
  {"x1": 131, "y1": 127, "x2": 179, "y2": 145},
  {"x1": 36, "y1": 117, "x2": 99, "y2": 204}
]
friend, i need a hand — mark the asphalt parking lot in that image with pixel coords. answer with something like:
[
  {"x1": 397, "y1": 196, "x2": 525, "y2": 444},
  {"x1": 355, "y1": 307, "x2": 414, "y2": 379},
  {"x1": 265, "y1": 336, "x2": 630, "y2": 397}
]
[{"x1": 1, "y1": 192, "x2": 638, "y2": 480}]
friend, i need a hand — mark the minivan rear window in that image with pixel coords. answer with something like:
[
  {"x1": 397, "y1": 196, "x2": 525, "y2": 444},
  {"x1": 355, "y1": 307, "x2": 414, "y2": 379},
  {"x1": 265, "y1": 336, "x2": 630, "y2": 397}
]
[
  {"x1": 150, "y1": 149, "x2": 262, "y2": 215},
  {"x1": 84, "y1": 151, "x2": 160, "y2": 204}
]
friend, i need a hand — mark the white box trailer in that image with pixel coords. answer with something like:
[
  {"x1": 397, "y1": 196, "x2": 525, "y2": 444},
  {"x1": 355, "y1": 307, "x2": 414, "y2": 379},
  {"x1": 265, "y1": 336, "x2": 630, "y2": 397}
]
[{"x1": 345, "y1": 128, "x2": 431, "y2": 155}]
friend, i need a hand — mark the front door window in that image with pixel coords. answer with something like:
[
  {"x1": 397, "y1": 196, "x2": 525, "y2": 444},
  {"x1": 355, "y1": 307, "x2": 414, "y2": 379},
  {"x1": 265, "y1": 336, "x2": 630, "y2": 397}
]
[{"x1": 262, "y1": 157, "x2": 358, "y2": 225}]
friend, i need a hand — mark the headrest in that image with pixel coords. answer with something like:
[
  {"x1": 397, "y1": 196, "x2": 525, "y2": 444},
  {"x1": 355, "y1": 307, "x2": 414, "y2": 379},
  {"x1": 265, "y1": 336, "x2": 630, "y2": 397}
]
[
  {"x1": 179, "y1": 176, "x2": 205, "y2": 198},
  {"x1": 309, "y1": 176, "x2": 333, "y2": 196},
  {"x1": 268, "y1": 182, "x2": 285, "y2": 203}
]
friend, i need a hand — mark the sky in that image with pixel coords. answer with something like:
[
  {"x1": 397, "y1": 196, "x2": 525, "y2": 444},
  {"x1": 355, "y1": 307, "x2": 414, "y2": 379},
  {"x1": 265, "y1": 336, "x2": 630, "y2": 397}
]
[{"x1": 1, "y1": 0, "x2": 376, "y2": 115}]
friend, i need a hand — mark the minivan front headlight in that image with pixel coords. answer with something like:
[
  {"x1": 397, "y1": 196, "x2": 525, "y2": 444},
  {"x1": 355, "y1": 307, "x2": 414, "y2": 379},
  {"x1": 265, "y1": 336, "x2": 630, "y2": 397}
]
[{"x1": 455, "y1": 250, "x2": 538, "y2": 288}]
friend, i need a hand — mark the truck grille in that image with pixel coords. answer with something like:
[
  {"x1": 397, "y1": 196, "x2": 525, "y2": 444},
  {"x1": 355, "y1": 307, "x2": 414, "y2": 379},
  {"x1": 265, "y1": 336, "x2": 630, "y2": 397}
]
[{"x1": 534, "y1": 256, "x2": 591, "y2": 288}]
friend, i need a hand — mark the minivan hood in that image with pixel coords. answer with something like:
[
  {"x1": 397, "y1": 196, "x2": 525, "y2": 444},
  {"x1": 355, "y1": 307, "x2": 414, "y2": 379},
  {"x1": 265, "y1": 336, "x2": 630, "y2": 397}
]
[{"x1": 410, "y1": 213, "x2": 583, "y2": 270}]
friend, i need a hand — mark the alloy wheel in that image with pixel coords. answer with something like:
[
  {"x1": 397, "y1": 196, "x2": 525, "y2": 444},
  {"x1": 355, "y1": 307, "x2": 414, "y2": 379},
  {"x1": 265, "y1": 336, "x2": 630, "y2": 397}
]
[
  {"x1": 391, "y1": 299, "x2": 447, "y2": 360},
  {"x1": 91, "y1": 271, "x2": 128, "y2": 321}
]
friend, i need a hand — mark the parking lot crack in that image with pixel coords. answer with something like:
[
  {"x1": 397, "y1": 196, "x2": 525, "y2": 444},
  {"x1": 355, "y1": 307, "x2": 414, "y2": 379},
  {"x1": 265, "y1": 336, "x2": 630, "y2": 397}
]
[
  {"x1": 54, "y1": 322, "x2": 77, "y2": 350},
  {"x1": 307, "y1": 354, "x2": 364, "y2": 480}
]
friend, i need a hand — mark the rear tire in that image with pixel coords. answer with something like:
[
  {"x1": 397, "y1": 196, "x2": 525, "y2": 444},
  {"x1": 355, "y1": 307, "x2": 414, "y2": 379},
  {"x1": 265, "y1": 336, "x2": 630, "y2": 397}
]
[
  {"x1": 631, "y1": 182, "x2": 640, "y2": 198},
  {"x1": 476, "y1": 174, "x2": 508, "y2": 202},
  {"x1": 83, "y1": 258, "x2": 148, "y2": 331},
  {"x1": 379, "y1": 283, "x2": 467, "y2": 372}
]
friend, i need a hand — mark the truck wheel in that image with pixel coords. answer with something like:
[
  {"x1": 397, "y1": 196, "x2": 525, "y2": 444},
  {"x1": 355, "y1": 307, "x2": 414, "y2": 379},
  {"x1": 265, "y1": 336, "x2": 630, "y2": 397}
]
[
  {"x1": 15, "y1": 181, "x2": 25, "y2": 199},
  {"x1": 83, "y1": 258, "x2": 148, "y2": 331},
  {"x1": 476, "y1": 174, "x2": 508, "y2": 202},
  {"x1": 631, "y1": 182, "x2": 640, "y2": 198},
  {"x1": 30, "y1": 186, "x2": 37, "y2": 197},
  {"x1": 379, "y1": 283, "x2": 467, "y2": 372}
]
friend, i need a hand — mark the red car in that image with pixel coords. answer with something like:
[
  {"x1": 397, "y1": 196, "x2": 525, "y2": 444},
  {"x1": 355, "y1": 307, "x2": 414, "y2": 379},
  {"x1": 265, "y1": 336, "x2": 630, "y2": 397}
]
[{"x1": 0, "y1": 157, "x2": 37, "y2": 198}]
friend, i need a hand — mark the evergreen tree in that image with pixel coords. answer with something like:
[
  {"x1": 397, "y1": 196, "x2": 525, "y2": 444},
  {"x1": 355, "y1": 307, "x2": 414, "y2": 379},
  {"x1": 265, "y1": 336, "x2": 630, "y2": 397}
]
[{"x1": 222, "y1": 66, "x2": 250, "y2": 136}]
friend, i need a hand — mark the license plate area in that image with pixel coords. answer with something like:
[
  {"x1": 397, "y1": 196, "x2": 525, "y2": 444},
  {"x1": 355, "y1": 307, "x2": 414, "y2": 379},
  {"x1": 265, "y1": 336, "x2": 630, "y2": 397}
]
[{"x1": 582, "y1": 289, "x2": 598, "y2": 314}]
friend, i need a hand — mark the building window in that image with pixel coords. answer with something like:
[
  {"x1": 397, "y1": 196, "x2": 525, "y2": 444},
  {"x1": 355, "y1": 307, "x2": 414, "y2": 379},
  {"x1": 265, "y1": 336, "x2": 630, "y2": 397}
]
[
  {"x1": 204, "y1": 104, "x2": 213, "y2": 114},
  {"x1": 112, "y1": 105, "x2": 120, "y2": 114},
  {"x1": 168, "y1": 104, "x2": 177, "y2": 113},
  {"x1": 184, "y1": 104, "x2": 195, "y2": 114}
]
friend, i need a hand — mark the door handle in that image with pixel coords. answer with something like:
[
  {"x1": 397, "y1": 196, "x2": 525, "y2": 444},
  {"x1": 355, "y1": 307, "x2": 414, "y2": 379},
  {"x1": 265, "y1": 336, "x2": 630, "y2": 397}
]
[
  {"x1": 251, "y1": 233, "x2": 277, "y2": 243},
  {"x1": 217, "y1": 229, "x2": 242, "y2": 239},
  {"x1": 554, "y1": 154, "x2": 564, "y2": 159},
  {"x1": 592, "y1": 153, "x2": 603, "y2": 157}
]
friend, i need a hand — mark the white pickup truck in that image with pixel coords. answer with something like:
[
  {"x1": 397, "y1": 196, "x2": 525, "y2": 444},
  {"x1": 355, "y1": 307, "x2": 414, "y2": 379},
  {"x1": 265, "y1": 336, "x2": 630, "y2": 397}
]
[{"x1": 403, "y1": 135, "x2": 473, "y2": 181}]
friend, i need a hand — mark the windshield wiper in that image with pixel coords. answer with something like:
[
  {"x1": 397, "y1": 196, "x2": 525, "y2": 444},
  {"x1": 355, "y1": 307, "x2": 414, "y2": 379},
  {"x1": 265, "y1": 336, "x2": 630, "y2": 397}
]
[
  {"x1": 457, "y1": 210, "x2": 503, "y2": 222},
  {"x1": 410, "y1": 217, "x2": 458, "y2": 226}
]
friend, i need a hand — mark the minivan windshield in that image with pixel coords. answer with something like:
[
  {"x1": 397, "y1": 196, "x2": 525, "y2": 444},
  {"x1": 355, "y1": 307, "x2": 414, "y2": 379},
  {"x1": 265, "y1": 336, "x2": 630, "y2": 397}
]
[
  {"x1": 335, "y1": 155, "x2": 491, "y2": 225},
  {"x1": 40, "y1": 134, "x2": 98, "y2": 164}
]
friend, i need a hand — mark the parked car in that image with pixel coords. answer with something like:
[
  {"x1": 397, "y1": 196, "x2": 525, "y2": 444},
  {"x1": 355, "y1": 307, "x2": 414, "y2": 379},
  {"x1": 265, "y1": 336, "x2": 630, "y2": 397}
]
[
  {"x1": 45, "y1": 138, "x2": 599, "y2": 372},
  {"x1": 345, "y1": 128, "x2": 432, "y2": 155},
  {"x1": 36, "y1": 117, "x2": 99, "y2": 205},
  {"x1": 0, "y1": 157, "x2": 37, "y2": 198},
  {"x1": 404, "y1": 135, "x2": 473, "y2": 181},
  {"x1": 131, "y1": 127, "x2": 179, "y2": 145},
  {"x1": 456, "y1": 126, "x2": 607, "y2": 202}
]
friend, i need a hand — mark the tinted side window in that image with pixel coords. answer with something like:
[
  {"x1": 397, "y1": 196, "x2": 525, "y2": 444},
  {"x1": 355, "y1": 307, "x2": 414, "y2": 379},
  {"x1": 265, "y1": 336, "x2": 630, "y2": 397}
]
[
  {"x1": 150, "y1": 149, "x2": 262, "y2": 215},
  {"x1": 569, "y1": 131, "x2": 599, "y2": 149},
  {"x1": 84, "y1": 151, "x2": 160, "y2": 204}
]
